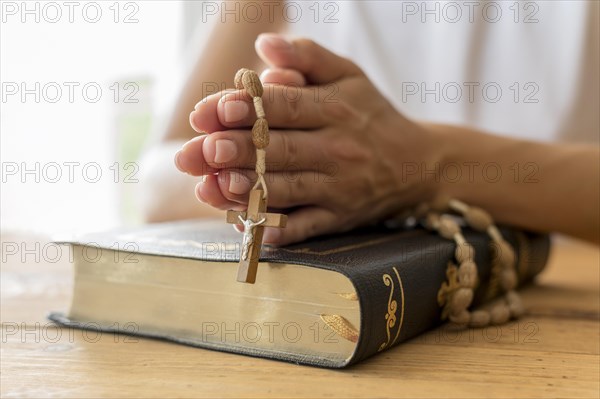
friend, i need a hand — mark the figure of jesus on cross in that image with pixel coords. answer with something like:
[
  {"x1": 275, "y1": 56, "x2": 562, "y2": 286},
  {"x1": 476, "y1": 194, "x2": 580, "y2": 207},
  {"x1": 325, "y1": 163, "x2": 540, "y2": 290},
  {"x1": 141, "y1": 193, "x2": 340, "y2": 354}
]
[{"x1": 237, "y1": 215, "x2": 265, "y2": 261}]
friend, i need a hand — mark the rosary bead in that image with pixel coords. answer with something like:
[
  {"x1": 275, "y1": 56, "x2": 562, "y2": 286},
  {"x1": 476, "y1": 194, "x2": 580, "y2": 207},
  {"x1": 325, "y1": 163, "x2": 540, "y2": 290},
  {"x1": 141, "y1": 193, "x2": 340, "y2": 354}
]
[
  {"x1": 449, "y1": 310, "x2": 471, "y2": 325},
  {"x1": 448, "y1": 199, "x2": 470, "y2": 214},
  {"x1": 234, "y1": 68, "x2": 250, "y2": 90},
  {"x1": 425, "y1": 213, "x2": 440, "y2": 230},
  {"x1": 455, "y1": 242, "x2": 475, "y2": 263},
  {"x1": 469, "y1": 310, "x2": 491, "y2": 327},
  {"x1": 490, "y1": 304, "x2": 511, "y2": 325},
  {"x1": 252, "y1": 118, "x2": 270, "y2": 149},
  {"x1": 505, "y1": 290, "x2": 520, "y2": 305},
  {"x1": 438, "y1": 216, "x2": 460, "y2": 240},
  {"x1": 450, "y1": 288, "x2": 474, "y2": 311},
  {"x1": 506, "y1": 291, "x2": 525, "y2": 317},
  {"x1": 508, "y1": 300, "x2": 525, "y2": 318},
  {"x1": 242, "y1": 70, "x2": 264, "y2": 98},
  {"x1": 464, "y1": 207, "x2": 493, "y2": 232},
  {"x1": 458, "y1": 260, "x2": 478, "y2": 288}
]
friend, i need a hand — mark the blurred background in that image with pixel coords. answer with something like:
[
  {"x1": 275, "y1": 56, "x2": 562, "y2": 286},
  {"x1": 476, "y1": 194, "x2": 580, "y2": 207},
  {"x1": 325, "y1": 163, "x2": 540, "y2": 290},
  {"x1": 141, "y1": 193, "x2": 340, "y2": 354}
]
[
  {"x1": 2, "y1": 0, "x2": 598, "y2": 237},
  {"x1": 1, "y1": 1, "x2": 208, "y2": 235}
]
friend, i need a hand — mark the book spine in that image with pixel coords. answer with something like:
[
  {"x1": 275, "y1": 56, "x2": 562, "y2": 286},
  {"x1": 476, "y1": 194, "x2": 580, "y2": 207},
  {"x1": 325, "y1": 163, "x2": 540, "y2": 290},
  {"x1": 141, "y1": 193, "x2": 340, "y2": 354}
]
[{"x1": 348, "y1": 230, "x2": 550, "y2": 366}]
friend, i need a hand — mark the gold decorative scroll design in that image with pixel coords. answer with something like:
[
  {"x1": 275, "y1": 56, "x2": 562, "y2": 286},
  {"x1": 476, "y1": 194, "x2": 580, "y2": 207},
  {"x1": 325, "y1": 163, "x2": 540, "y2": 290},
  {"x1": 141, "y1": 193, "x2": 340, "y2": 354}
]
[
  {"x1": 378, "y1": 267, "x2": 405, "y2": 352},
  {"x1": 437, "y1": 262, "x2": 461, "y2": 320}
]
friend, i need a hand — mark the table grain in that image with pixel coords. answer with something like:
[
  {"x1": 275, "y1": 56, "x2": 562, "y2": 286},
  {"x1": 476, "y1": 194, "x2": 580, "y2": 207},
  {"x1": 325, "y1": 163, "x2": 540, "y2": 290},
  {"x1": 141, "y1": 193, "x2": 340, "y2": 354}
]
[{"x1": 1, "y1": 233, "x2": 598, "y2": 398}]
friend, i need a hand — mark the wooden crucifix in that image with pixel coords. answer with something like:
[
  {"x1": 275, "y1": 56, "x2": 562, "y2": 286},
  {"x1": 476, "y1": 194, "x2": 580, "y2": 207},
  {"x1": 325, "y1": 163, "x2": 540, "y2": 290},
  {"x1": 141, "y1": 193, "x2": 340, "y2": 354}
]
[{"x1": 227, "y1": 188, "x2": 287, "y2": 284}]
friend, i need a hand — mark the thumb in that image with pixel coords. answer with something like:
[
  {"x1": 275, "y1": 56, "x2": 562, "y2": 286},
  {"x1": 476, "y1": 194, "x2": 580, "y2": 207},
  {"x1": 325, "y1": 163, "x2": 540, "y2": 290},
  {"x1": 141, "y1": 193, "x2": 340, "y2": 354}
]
[{"x1": 255, "y1": 33, "x2": 363, "y2": 84}]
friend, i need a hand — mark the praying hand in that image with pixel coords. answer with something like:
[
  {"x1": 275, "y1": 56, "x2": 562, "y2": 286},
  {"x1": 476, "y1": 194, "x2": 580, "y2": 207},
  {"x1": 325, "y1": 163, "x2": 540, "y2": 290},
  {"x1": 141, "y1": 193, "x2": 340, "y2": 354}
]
[{"x1": 172, "y1": 34, "x2": 599, "y2": 246}]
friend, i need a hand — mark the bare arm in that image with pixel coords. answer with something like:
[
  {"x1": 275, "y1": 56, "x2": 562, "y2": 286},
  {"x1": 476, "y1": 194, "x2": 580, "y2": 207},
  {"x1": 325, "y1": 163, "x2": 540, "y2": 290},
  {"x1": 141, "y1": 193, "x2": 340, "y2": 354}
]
[
  {"x1": 164, "y1": 10, "x2": 284, "y2": 142},
  {"x1": 140, "y1": 4, "x2": 285, "y2": 222},
  {"x1": 430, "y1": 124, "x2": 600, "y2": 243}
]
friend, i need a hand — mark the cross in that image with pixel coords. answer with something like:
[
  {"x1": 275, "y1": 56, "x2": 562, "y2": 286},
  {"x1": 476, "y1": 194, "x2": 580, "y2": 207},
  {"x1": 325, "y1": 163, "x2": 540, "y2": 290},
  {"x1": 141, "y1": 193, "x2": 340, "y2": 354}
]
[{"x1": 226, "y1": 188, "x2": 287, "y2": 284}]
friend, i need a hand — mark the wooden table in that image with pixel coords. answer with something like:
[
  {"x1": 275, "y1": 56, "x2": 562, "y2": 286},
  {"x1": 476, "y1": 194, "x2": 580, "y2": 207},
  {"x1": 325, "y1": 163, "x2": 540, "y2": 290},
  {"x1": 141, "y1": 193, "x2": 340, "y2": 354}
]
[{"x1": 1, "y1": 233, "x2": 598, "y2": 398}]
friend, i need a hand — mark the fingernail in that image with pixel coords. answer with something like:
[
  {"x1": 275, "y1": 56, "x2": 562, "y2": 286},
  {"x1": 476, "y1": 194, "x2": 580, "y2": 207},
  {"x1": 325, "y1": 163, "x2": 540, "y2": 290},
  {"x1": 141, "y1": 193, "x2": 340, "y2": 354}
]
[
  {"x1": 228, "y1": 172, "x2": 252, "y2": 195},
  {"x1": 174, "y1": 151, "x2": 184, "y2": 172},
  {"x1": 214, "y1": 139, "x2": 237, "y2": 164},
  {"x1": 223, "y1": 100, "x2": 249, "y2": 123},
  {"x1": 257, "y1": 33, "x2": 292, "y2": 51}
]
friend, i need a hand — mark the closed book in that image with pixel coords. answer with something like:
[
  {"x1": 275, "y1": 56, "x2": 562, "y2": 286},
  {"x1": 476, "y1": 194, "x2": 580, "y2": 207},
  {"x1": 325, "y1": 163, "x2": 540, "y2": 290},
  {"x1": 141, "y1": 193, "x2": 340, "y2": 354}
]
[{"x1": 49, "y1": 219, "x2": 550, "y2": 368}]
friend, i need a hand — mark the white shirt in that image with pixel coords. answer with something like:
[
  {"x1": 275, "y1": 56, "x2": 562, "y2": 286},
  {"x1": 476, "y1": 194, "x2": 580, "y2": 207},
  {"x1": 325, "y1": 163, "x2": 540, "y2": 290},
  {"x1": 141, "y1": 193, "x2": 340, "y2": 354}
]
[{"x1": 287, "y1": 0, "x2": 599, "y2": 143}]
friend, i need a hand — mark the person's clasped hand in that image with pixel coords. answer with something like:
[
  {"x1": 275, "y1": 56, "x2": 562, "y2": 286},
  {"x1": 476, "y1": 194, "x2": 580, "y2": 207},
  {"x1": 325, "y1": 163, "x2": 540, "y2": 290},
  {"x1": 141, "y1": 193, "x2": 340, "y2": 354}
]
[{"x1": 175, "y1": 33, "x2": 443, "y2": 245}]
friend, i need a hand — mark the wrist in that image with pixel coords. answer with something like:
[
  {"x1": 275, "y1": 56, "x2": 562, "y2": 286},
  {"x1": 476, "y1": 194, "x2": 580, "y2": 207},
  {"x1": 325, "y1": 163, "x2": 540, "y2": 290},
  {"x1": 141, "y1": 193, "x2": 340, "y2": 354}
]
[{"x1": 405, "y1": 120, "x2": 455, "y2": 205}]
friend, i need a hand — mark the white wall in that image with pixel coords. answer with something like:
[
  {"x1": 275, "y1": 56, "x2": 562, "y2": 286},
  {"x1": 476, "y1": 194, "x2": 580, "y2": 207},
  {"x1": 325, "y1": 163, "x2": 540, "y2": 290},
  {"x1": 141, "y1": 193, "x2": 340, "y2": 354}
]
[{"x1": 1, "y1": 1, "x2": 187, "y2": 235}]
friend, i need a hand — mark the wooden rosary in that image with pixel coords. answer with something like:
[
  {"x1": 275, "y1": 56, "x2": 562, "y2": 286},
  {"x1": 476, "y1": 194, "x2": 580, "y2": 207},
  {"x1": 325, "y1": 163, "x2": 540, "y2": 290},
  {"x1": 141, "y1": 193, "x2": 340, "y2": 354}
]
[
  {"x1": 226, "y1": 69, "x2": 287, "y2": 284},
  {"x1": 416, "y1": 196, "x2": 524, "y2": 327},
  {"x1": 225, "y1": 68, "x2": 523, "y2": 327}
]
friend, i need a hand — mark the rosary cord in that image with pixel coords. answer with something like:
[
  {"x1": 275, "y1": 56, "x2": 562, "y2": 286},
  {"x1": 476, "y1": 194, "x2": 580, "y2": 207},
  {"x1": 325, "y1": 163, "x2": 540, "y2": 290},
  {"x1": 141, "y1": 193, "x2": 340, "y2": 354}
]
[{"x1": 235, "y1": 69, "x2": 270, "y2": 199}]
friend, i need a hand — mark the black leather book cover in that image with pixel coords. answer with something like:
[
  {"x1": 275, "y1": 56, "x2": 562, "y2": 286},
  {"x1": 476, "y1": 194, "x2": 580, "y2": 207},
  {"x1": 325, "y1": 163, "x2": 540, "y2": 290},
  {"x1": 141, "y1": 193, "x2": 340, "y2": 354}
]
[{"x1": 49, "y1": 220, "x2": 551, "y2": 367}]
